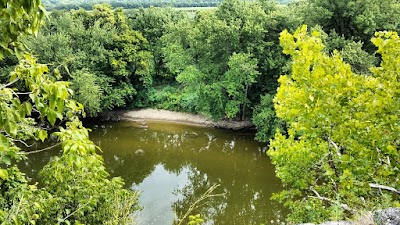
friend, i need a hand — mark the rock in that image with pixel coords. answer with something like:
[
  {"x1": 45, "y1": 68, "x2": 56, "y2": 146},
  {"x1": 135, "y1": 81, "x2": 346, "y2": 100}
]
[{"x1": 373, "y1": 208, "x2": 400, "y2": 225}]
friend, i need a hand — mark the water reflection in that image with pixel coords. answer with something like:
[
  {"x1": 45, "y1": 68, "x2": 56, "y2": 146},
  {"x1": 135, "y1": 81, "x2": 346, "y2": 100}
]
[
  {"x1": 20, "y1": 120, "x2": 285, "y2": 225},
  {"x1": 132, "y1": 164, "x2": 190, "y2": 225}
]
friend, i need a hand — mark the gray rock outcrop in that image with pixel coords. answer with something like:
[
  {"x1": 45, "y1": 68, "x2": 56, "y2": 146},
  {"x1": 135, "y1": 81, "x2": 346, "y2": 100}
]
[{"x1": 373, "y1": 208, "x2": 400, "y2": 225}]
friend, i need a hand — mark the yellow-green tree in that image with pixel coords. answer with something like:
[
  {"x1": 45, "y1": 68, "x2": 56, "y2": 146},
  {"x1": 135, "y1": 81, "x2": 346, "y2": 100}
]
[{"x1": 269, "y1": 25, "x2": 400, "y2": 223}]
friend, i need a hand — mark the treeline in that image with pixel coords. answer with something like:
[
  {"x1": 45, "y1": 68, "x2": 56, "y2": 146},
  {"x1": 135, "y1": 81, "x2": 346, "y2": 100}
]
[
  {"x1": 42, "y1": 0, "x2": 294, "y2": 10},
  {"x1": 2, "y1": 0, "x2": 399, "y2": 223},
  {"x1": 42, "y1": 0, "x2": 222, "y2": 10}
]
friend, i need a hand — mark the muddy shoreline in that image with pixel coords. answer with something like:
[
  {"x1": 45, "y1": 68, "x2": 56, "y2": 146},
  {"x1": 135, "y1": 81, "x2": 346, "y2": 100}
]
[{"x1": 100, "y1": 109, "x2": 255, "y2": 130}]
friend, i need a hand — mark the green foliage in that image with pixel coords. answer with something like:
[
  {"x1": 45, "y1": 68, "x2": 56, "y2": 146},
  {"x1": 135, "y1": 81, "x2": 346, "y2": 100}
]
[
  {"x1": 297, "y1": 0, "x2": 400, "y2": 51},
  {"x1": 129, "y1": 7, "x2": 186, "y2": 78},
  {"x1": 28, "y1": 4, "x2": 152, "y2": 116},
  {"x1": 252, "y1": 94, "x2": 284, "y2": 143},
  {"x1": 224, "y1": 53, "x2": 259, "y2": 120},
  {"x1": 268, "y1": 25, "x2": 400, "y2": 223},
  {"x1": 38, "y1": 121, "x2": 139, "y2": 224},
  {"x1": 42, "y1": 0, "x2": 223, "y2": 10},
  {"x1": 188, "y1": 214, "x2": 204, "y2": 225},
  {"x1": 1, "y1": 54, "x2": 139, "y2": 225},
  {"x1": 339, "y1": 41, "x2": 376, "y2": 75},
  {"x1": 162, "y1": 0, "x2": 298, "y2": 120},
  {"x1": 147, "y1": 86, "x2": 183, "y2": 110},
  {"x1": 70, "y1": 69, "x2": 102, "y2": 117},
  {"x1": 0, "y1": 1, "x2": 139, "y2": 224},
  {"x1": 0, "y1": 0, "x2": 46, "y2": 59},
  {"x1": 303, "y1": 26, "x2": 377, "y2": 75}
]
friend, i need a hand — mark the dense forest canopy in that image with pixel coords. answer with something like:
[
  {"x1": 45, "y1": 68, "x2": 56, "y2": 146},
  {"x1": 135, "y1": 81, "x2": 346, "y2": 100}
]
[{"x1": 1, "y1": 0, "x2": 399, "y2": 223}]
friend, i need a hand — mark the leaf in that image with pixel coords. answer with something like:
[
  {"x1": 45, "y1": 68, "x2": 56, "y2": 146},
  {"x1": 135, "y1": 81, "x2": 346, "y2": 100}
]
[
  {"x1": 24, "y1": 101, "x2": 33, "y2": 115},
  {"x1": 2, "y1": 156, "x2": 11, "y2": 165},
  {"x1": 57, "y1": 100, "x2": 64, "y2": 113},
  {"x1": 6, "y1": 122, "x2": 17, "y2": 136},
  {"x1": 47, "y1": 110, "x2": 56, "y2": 126},
  {"x1": 37, "y1": 130, "x2": 48, "y2": 142},
  {"x1": 0, "y1": 169, "x2": 8, "y2": 180},
  {"x1": 14, "y1": 46, "x2": 23, "y2": 59},
  {"x1": 57, "y1": 86, "x2": 69, "y2": 99},
  {"x1": 0, "y1": 134, "x2": 10, "y2": 149},
  {"x1": 386, "y1": 144, "x2": 398, "y2": 156}
]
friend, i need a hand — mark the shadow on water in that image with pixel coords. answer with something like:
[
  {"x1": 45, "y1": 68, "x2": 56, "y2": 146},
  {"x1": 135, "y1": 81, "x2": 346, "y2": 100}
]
[{"x1": 19, "y1": 120, "x2": 286, "y2": 225}]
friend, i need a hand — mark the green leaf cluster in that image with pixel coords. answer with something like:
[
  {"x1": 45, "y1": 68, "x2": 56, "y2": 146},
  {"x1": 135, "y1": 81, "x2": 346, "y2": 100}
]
[
  {"x1": 188, "y1": 214, "x2": 204, "y2": 225},
  {"x1": 162, "y1": 0, "x2": 299, "y2": 120},
  {"x1": 27, "y1": 4, "x2": 152, "y2": 116},
  {"x1": 0, "y1": 0, "x2": 46, "y2": 59},
  {"x1": 269, "y1": 25, "x2": 400, "y2": 223}
]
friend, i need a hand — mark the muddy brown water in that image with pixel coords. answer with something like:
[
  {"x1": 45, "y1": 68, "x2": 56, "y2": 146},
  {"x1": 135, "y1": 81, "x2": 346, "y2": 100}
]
[{"x1": 20, "y1": 120, "x2": 285, "y2": 225}]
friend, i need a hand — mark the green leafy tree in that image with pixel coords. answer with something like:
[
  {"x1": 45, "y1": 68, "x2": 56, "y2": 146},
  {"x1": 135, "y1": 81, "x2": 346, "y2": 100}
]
[
  {"x1": 28, "y1": 4, "x2": 152, "y2": 116},
  {"x1": 0, "y1": 1, "x2": 138, "y2": 224},
  {"x1": 339, "y1": 41, "x2": 376, "y2": 75},
  {"x1": 252, "y1": 94, "x2": 284, "y2": 143},
  {"x1": 70, "y1": 69, "x2": 102, "y2": 116},
  {"x1": 223, "y1": 53, "x2": 259, "y2": 120},
  {"x1": 268, "y1": 25, "x2": 400, "y2": 223},
  {"x1": 129, "y1": 7, "x2": 186, "y2": 78},
  {"x1": 297, "y1": 0, "x2": 400, "y2": 51},
  {"x1": 162, "y1": 0, "x2": 299, "y2": 120}
]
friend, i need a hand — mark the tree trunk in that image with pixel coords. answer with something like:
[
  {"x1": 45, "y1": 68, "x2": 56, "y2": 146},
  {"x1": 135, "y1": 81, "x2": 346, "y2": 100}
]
[{"x1": 241, "y1": 85, "x2": 249, "y2": 121}]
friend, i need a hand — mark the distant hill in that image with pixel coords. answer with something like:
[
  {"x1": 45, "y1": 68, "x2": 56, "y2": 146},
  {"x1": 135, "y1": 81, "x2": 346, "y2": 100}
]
[{"x1": 41, "y1": 0, "x2": 296, "y2": 10}]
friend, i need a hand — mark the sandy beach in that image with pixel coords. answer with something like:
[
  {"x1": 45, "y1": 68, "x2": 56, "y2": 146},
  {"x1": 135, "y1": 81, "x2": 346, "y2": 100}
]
[{"x1": 104, "y1": 109, "x2": 254, "y2": 130}]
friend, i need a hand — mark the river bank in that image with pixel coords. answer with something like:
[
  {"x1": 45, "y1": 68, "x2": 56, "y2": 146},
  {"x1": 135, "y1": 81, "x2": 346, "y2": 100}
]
[{"x1": 100, "y1": 109, "x2": 255, "y2": 130}]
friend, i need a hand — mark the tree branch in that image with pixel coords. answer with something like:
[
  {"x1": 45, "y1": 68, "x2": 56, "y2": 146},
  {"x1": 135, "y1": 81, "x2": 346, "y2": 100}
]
[
  {"x1": 328, "y1": 137, "x2": 341, "y2": 157},
  {"x1": 24, "y1": 142, "x2": 61, "y2": 155},
  {"x1": 4, "y1": 134, "x2": 34, "y2": 148},
  {"x1": 62, "y1": 198, "x2": 92, "y2": 222},
  {"x1": 309, "y1": 187, "x2": 355, "y2": 213},
  {"x1": 369, "y1": 183, "x2": 400, "y2": 195},
  {"x1": 0, "y1": 78, "x2": 20, "y2": 90},
  {"x1": 14, "y1": 92, "x2": 33, "y2": 95},
  {"x1": 176, "y1": 184, "x2": 224, "y2": 225}
]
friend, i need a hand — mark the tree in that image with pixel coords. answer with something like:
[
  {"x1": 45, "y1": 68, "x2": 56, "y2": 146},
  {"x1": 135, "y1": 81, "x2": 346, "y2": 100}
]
[
  {"x1": 268, "y1": 25, "x2": 400, "y2": 223},
  {"x1": 223, "y1": 53, "x2": 259, "y2": 120},
  {"x1": 0, "y1": 1, "x2": 138, "y2": 224},
  {"x1": 129, "y1": 7, "x2": 186, "y2": 78},
  {"x1": 297, "y1": 0, "x2": 400, "y2": 51},
  {"x1": 162, "y1": 0, "x2": 296, "y2": 120},
  {"x1": 252, "y1": 94, "x2": 284, "y2": 143},
  {"x1": 28, "y1": 4, "x2": 152, "y2": 116}
]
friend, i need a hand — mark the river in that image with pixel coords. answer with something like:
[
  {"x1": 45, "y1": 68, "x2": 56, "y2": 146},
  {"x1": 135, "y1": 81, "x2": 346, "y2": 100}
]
[{"x1": 20, "y1": 120, "x2": 285, "y2": 225}]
